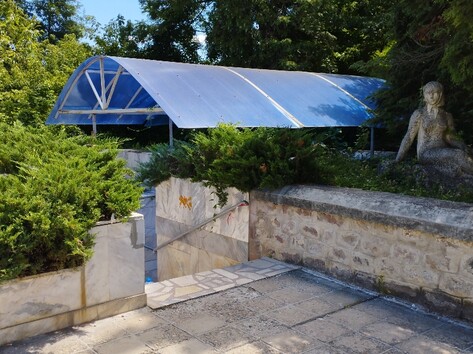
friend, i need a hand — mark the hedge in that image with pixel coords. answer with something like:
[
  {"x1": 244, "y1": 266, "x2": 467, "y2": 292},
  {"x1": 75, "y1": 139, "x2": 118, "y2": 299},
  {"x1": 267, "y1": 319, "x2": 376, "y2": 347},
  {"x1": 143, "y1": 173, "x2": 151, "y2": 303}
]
[
  {"x1": 0, "y1": 123, "x2": 143, "y2": 282},
  {"x1": 137, "y1": 124, "x2": 473, "y2": 207}
]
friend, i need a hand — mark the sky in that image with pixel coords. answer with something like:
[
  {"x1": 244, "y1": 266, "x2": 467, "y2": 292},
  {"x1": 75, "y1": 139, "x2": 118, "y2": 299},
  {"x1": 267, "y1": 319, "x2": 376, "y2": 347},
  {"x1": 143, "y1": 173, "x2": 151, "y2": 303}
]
[
  {"x1": 78, "y1": 0, "x2": 146, "y2": 26},
  {"x1": 77, "y1": 0, "x2": 207, "y2": 53}
]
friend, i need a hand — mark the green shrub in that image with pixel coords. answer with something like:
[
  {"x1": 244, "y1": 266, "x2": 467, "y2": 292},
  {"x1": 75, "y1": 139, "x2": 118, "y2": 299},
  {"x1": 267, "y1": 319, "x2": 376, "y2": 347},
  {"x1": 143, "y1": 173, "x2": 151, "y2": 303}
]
[
  {"x1": 138, "y1": 123, "x2": 473, "y2": 206},
  {"x1": 140, "y1": 124, "x2": 342, "y2": 205},
  {"x1": 0, "y1": 123, "x2": 143, "y2": 282},
  {"x1": 191, "y1": 126, "x2": 322, "y2": 194}
]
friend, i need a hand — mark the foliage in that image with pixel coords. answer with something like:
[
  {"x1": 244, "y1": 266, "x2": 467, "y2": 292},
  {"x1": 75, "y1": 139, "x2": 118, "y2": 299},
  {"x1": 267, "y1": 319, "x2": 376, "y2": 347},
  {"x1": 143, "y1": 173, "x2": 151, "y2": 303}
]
[
  {"x1": 358, "y1": 0, "x2": 473, "y2": 145},
  {"x1": 94, "y1": 15, "x2": 143, "y2": 57},
  {"x1": 189, "y1": 126, "x2": 322, "y2": 200},
  {"x1": 138, "y1": 124, "x2": 473, "y2": 207},
  {"x1": 31, "y1": 0, "x2": 83, "y2": 42},
  {"x1": 141, "y1": 0, "x2": 202, "y2": 62},
  {"x1": 16, "y1": 0, "x2": 87, "y2": 42},
  {"x1": 0, "y1": 123, "x2": 143, "y2": 282},
  {"x1": 137, "y1": 140, "x2": 195, "y2": 186},
  {"x1": 205, "y1": 0, "x2": 394, "y2": 73},
  {"x1": 0, "y1": 0, "x2": 92, "y2": 126},
  {"x1": 140, "y1": 124, "x2": 364, "y2": 206},
  {"x1": 95, "y1": 0, "x2": 392, "y2": 72}
]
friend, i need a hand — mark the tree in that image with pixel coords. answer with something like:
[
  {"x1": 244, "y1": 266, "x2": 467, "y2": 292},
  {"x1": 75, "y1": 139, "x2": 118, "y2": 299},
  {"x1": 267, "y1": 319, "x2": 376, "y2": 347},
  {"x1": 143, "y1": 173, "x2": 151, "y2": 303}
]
[
  {"x1": 139, "y1": 0, "x2": 392, "y2": 72},
  {"x1": 319, "y1": 0, "x2": 394, "y2": 74},
  {"x1": 440, "y1": 0, "x2": 473, "y2": 92},
  {"x1": 204, "y1": 0, "x2": 393, "y2": 71},
  {"x1": 137, "y1": 0, "x2": 204, "y2": 62},
  {"x1": 362, "y1": 0, "x2": 473, "y2": 145},
  {"x1": 16, "y1": 0, "x2": 85, "y2": 42},
  {"x1": 0, "y1": 0, "x2": 43, "y2": 124},
  {"x1": 94, "y1": 15, "x2": 143, "y2": 57},
  {"x1": 13, "y1": 0, "x2": 33, "y2": 14},
  {"x1": 0, "y1": 0, "x2": 91, "y2": 126},
  {"x1": 205, "y1": 0, "x2": 340, "y2": 70}
]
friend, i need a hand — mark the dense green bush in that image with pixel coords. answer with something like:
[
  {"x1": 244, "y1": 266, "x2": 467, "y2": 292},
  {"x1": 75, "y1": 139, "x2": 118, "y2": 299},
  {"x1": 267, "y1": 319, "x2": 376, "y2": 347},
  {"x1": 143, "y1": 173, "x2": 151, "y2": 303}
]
[
  {"x1": 139, "y1": 124, "x2": 373, "y2": 205},
  {"x1": 0, "y1": 123, "x2": 143, "y2": 282},
  {"x1": 138, "y1": 140, "x2": 196, "y2": 186},
  {"x1": 138, "y1": 123, "x2": 473, "y2": 206}
]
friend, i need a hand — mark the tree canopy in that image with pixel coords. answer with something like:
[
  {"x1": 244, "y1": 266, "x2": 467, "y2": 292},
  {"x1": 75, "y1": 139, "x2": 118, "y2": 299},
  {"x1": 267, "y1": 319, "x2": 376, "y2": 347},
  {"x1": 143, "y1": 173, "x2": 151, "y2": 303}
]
[
  {"x1": 359, "y1": 0, "x2": 473, "y2": 145},
  {"x1": 1, "y1": 0, "x2": 473, "y2": 149},
  {"x1": 0, "y1": 0, "x2": 91, "y2": 126},
  {"x1": 15, "y1": 0, "x2": 88, "y2": 42},
  {"x1": 205, "y1": 0, "x2": 393, "y2": 73}
]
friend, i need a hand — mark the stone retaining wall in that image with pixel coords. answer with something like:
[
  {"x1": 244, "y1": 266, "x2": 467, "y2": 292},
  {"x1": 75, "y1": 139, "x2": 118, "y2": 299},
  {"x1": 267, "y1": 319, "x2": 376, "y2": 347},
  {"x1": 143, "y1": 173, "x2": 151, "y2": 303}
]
[{"x1": 249, "y1": 185, "x2": 473, "y2": 322}]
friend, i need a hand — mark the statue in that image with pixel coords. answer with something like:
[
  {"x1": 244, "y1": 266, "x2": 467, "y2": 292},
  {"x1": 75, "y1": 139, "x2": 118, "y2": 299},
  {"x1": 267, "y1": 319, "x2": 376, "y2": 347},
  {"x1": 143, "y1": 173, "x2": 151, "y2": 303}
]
[{"x1": 396, "y1": 81, "x2": 473, "y2": 177}]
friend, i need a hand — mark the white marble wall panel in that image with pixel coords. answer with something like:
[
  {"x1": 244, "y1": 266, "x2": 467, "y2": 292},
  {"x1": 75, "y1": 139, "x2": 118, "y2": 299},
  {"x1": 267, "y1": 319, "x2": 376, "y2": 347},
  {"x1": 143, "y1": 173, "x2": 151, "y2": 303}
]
[
  {"x1": 0, "y1": 213, "x2": 146, "y2": 342},
  {"x1": 85, "y1": 228, "x2": 109, "y2": 305},
  {"x1": 155, "y1": 178, "x2": 249, "y2": 280},
  {"x1": 157, "y1": 217, "x2": 247, "y2": 262},
  {"x1": 158, "y1": 240, "x2": 240, "y2": 280},
  {"x1": 108, "y1": 223, "x2": 145, "y2": 300},
  {"x1": 87, "y1": 213, "x2": 145, "y2": 303},
  {"x1": 117, "y1": 150, "x2": 151, "y2": 171},
  {"x1": 156, "y1": 177, "x2": 249, "y2": 241},
  {"x1": 0, "y1": 268, "x2": 82, "y2": 329}
]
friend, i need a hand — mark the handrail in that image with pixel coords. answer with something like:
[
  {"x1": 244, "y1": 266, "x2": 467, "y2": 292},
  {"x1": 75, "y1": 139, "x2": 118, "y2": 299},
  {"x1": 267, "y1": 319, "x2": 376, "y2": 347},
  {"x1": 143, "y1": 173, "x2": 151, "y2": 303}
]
[{"x1": 154, "y1": 200, "x2": 249, "y2": 252}]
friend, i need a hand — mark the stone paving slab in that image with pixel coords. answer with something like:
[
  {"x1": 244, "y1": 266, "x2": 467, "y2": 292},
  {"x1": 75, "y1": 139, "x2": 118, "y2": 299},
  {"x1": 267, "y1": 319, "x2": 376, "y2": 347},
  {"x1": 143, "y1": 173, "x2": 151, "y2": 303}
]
[
  {"x1": 2, "y1": 263, "x2": 473, "y2": 353},
  {"x1": 146, "y1": 257, "x2": 300, "y2": 309}
]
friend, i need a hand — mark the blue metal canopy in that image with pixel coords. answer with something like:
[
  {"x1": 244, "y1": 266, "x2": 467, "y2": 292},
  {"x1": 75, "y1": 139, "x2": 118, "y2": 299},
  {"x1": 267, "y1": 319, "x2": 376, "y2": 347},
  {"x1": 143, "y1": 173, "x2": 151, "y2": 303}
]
[{"x1": 46, "y1": 56, "x2": 385, "y2": 129}]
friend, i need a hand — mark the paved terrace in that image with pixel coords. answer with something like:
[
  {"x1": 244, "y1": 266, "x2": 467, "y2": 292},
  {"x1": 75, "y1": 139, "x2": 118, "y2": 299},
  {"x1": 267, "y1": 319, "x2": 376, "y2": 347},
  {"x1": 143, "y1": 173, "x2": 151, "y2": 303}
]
[{"x1": 1, "y1": 258, "x2": 473, "y2": 353}]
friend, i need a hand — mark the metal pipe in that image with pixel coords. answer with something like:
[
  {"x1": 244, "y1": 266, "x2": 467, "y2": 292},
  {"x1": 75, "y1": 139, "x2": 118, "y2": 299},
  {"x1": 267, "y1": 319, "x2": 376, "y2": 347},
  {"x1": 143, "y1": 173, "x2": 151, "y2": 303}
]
[
  {"x1": 99, "y1": 57, "x2": 106, "y2": 108},
  {"x1": 154, "y1": 200, "x2": 249, "y2": 252},
  {"x1": 92, "y1": 114, "x2": 97, "y2": 136},
  {"x1": 118, "y1": 86, "x2": 143, "y2": 120},
  {"x1": 169, "y1": 119, "x2": 174, "y2": 148},
  {"x1": 105, "y1": 66, "x2": 124, "y2": 108},
  {"x1": 60, "y1": 108, "x2": 164, "y2": 115},
  {"x1": 370, "y1": 126, "x2": 375, "y2": 158},
  {"x1": 55, "y1": 57, "x2": 100, "y2": 119},
  {"x1": 85, "y1": 70, "x2": 104, "y2": 110}
]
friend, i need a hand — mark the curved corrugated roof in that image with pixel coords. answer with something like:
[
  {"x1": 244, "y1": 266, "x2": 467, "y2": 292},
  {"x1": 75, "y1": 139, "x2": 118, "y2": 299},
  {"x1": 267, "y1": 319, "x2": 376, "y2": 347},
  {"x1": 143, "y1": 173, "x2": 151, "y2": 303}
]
[{"x1": 46, "y1": 55, "x2": 385, "y2": 128}]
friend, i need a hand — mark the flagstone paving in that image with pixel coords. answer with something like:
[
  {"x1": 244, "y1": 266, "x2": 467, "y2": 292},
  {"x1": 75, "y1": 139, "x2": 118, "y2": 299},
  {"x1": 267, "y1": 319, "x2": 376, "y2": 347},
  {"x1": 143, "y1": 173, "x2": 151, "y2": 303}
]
[
  {"x1": 146, "y1": 257, "x2": 299, "y2": 309},
  {"x1": 2, "y1": 258, "x2": 473, "y2": 353}
]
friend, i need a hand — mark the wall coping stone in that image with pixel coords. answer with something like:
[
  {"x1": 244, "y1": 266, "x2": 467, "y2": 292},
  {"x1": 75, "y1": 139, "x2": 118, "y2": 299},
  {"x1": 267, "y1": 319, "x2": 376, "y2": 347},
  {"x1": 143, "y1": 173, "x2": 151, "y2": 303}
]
[{"x1": 252, "y1": 185, "x2": 473, "y2": 242}]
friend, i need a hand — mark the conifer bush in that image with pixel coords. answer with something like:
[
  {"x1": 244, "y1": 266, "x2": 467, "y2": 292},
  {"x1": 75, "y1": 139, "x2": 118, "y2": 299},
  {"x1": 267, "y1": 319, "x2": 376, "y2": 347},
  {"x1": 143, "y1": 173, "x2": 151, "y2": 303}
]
[
  {"x1": 139, "y1": 124, "x2": 346, "y2": 206},
  {"x1": 0, "y1": 123, "x2": 142, "y2": 282},
  {"x1": 138, "y1": 123, "x2": 473, "y2": 207}
]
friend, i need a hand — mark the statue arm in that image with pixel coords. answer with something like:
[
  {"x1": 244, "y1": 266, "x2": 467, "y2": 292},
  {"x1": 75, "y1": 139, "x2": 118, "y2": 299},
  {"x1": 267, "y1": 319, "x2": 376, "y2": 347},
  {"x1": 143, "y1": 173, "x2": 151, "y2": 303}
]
[{"x1": 396, "y1": 111, "x2": 420, "y2": 162}]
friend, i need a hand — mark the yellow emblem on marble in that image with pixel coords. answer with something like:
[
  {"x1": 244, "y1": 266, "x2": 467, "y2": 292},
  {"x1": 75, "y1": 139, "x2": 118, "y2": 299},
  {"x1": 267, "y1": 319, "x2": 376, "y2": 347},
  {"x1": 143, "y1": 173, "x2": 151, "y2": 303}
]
[{"x1": 179, "y1": 195, "x2": 193, "y2": 209}]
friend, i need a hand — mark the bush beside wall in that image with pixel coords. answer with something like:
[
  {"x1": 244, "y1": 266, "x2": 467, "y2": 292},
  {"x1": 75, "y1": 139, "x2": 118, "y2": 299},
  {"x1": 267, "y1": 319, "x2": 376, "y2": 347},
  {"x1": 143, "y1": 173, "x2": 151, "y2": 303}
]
[{"x1": 0, "y1": 123, "x2": 143, "y2": 282}]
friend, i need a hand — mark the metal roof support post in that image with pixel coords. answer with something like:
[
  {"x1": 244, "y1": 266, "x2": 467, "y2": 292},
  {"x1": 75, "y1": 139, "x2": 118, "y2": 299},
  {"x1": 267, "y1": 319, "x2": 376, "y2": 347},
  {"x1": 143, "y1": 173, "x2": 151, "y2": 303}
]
[
  {"x1": 99, "y1": 57, "x2": 106, "y2": 108},
  {"x1": 370, "y1": 126, "x2": 375, "y2": 158},
  {"x1": 92, "y1": 114, "x2": 97, "y2": 137},
  {"x1": 169, "y1": 119, "x2": 174, "y2": 148}
]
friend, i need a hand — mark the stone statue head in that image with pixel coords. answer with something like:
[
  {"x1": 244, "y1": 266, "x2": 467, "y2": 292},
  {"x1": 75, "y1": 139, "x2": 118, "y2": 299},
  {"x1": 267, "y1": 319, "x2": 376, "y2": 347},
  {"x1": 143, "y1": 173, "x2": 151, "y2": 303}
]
[{"x1": 423, "y1": 81, "x2": 444, "y2": 108}]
